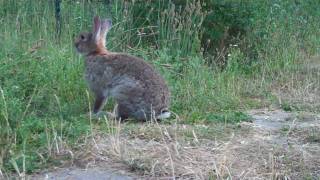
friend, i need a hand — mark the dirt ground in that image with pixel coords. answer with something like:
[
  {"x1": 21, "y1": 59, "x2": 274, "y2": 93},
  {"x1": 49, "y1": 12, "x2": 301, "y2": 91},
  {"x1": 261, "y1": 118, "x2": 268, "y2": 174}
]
[{"x1": 27, "y1": 109, "x2": 320, "y2": 179}]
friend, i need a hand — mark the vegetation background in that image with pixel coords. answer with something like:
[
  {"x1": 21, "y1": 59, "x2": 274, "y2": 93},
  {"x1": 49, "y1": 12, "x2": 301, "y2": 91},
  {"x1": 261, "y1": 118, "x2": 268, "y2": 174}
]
[{"x1": 0, "y1": 0, "x2": 319, "y2": 177}]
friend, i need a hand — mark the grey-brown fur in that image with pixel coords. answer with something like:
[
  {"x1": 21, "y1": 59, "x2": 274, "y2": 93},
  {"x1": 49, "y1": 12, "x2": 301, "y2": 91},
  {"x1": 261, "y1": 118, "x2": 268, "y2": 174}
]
[{"x1": 74, "y1": 16, "x2": 170, "y2": 120}]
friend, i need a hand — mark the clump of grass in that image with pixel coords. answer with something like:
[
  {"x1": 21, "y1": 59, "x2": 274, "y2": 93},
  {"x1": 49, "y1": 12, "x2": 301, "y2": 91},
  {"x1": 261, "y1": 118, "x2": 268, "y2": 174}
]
[{"x1": 305, "y1": 128, "x2": 320, "y2": 143}]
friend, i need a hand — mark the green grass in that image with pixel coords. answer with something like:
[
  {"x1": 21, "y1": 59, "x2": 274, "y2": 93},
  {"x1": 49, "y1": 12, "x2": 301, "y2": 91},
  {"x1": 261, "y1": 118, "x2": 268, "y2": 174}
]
[{"x1": 0, "y1": 0, "x2": 320, "y2": 176}]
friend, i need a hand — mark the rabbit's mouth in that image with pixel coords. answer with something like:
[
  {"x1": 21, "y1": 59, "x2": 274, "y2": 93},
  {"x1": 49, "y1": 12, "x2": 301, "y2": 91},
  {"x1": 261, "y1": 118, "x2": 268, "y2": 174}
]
[
  {"x1": 75, "y1": 46, "x2": 93, "y2": 57},
  {"x1": 75, "y1": 46, "x2": 81, "y2": 53},
  {"x1": 74, "y1": 42, "x2": 80, "y2": 50},
  {"x1": 74, "y1": 43, "x2": 85, "y2": 54}
]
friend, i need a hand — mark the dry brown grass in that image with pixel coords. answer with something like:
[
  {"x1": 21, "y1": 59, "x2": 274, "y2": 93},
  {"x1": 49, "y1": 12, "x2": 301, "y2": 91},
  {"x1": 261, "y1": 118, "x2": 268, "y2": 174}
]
[
  {"x1": 67, "y1": 110, "x2": 320, "y2": 179},
  {"x1": 86, "y1": 118, "x2": 223, "y2": 179},
  {"x1": 26, "y1": 109, "x2": 320, "y2": 179}
]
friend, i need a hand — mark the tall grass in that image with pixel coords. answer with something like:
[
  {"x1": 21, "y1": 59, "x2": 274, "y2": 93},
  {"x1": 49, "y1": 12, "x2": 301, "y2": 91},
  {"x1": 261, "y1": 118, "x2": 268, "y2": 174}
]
[{"x1": 0, "y1": 0, "x2": 319, "y2": 176}]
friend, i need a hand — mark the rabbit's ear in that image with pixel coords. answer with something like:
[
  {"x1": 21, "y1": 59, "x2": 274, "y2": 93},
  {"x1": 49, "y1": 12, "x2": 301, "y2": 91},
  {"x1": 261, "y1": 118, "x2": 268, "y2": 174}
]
[
  {"x1": 92, "y1": 16, "x2": 101, "y2": 43},
  {"x1": 100, "y1": 19, "x2": 112, "y2": 47}
]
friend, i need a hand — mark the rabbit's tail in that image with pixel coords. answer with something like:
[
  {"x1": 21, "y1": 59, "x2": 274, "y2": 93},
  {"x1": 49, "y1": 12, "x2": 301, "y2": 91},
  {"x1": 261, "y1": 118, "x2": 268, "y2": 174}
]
[{"x1": 156, "y1": 109, "x2": 171, "y2": 120}]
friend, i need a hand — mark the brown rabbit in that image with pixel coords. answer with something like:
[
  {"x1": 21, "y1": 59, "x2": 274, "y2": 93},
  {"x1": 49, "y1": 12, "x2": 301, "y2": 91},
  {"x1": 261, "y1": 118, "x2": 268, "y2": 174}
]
[{"x1": 74, "y1": 16, "x2": 170, "y2": 120}]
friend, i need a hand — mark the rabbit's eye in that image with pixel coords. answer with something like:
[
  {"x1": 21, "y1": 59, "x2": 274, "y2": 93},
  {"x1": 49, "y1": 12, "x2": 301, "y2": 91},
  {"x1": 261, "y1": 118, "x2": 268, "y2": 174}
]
[{"x1": 80, "y1": 35, "x2": 86, "y2": 40}]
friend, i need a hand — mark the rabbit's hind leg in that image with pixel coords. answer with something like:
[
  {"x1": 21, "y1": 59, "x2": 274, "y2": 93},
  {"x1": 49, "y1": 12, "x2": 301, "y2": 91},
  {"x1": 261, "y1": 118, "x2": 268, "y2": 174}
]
[
  {"x1": 116, "y1": 103, "x2": 130, "y2": 121},
  {"x1": 117, "y1": 104, "x2": 152, "y2": 121}
]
